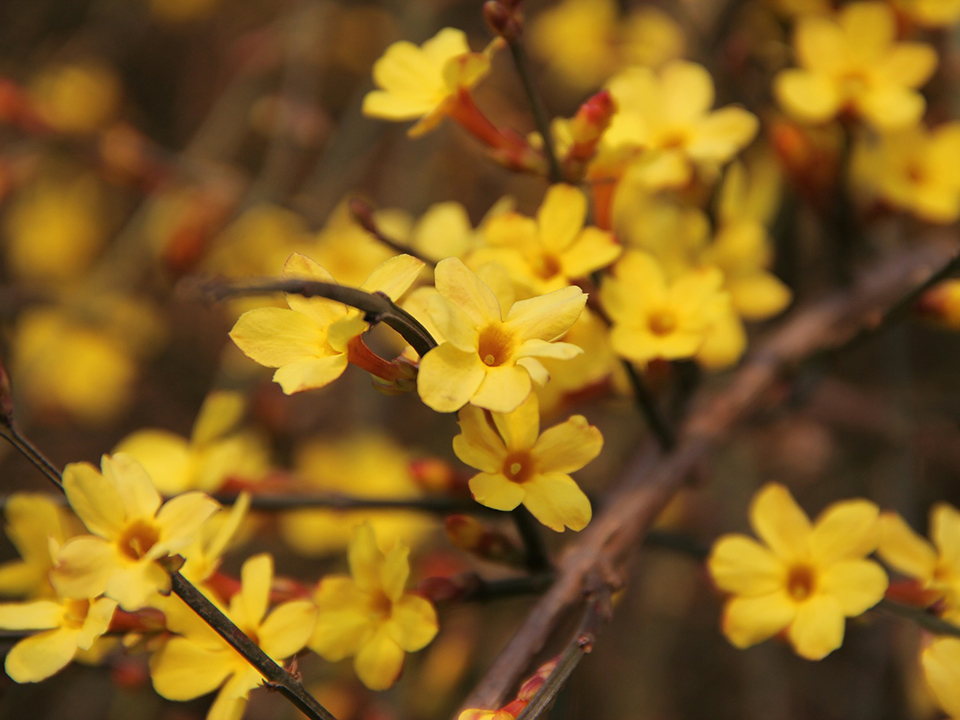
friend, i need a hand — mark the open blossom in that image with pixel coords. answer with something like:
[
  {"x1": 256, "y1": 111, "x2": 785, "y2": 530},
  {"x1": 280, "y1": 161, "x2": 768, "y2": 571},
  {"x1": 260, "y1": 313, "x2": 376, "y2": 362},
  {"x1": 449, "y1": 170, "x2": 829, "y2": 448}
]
[
  {"x1": 453, "y1": 393, "x2": 600, "y2": 532},
  {"x1": 774, "y1": 2, "x2": 937, "y2": 130},
  {"x1": 416, "y1": 258, "x2": 586, "y2": 413},
  {"x1": 0, "y1": 493, "x2": 78, "y2": 599},
  {"x1": 922, "y1": 638, "x2": 960, "y2": 719},
  {"x1": 0, "y1": 595, "x2": 117, "y2": 683},
  {"x1": 708, "y1": 483, "x2": 887, "y2": 660},
  {"x1": 151, "y1": 553, "x2": 317, "y2": 720},
  {"x1": 309, "y1": 523, "x2": 438, "y2": 690},
  {"x1": 363, "y1": 28, "x2": 497, "y2": 137},
  {"x1": 50, "y1": 453, "x2": 219, "y2": 611},
  {"x1": 230, "y1": 252, "x2": 423, "y2": 394}
]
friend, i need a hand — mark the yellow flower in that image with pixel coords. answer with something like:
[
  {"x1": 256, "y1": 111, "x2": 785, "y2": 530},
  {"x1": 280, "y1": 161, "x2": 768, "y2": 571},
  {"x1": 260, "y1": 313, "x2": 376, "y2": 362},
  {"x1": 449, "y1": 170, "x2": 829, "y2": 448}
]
[
  {"x1": 915, "y1": 279, "x2": 960, "y2": 330},
  {"x1": 178, "y1": 493, "x2": 251, "y2": 586},
  {"x1": 279, "y1": 433, "x2": 433, "y2": 557},
  {"x1": 877, "y1": 504, "x2": 960, "y2": 612},
  {"x1": 29, "y1": 60, "x2": 120, "y2": 134},
  {"x1": 151, "y1": 553, "x2": 317, "y2": 720},
  {"x1": 601, "y1": 251, "x2": 730, "y2": 367},
  {"x1": 0, "y1": 494, "x2": 78, "y2": 599},
  {"x1": 854, "y1": 122, "x2": 960, "y2": 223},
  {"x1": 774, "y1": 2, "x2": 937, "y2": 130},
  {"x1": 892, "y1": 0, "x2": 960, "y2": 27},
  {"x1": 453, "y1": 394, "x2": 599, "y2": 532},
  {"x1": 416, "y1": 258, "x2": 586, "y2": 413},
  {"x1": 50, "y1": 454, "x2": 219, "y2": 611},
  {"x1": 230, "y1": 252, "x2": 423, "y2": 394},
  {"x1": 0, "y1": 595, "x2": 117, "y2": 682},
  {"x1": 708, "y1": 483, "x2": 888, "y2": 660},
  {"x1": 922, "y1": 637, "x2": 960, "y2": 718},
  {"x1": 115, "y1": 390, "x2": 270, "y2": 495},
  {"x1": 309, "y1": 523, "x2": 438, "y2": 690},
  {"x1": 473, "y1": 184, "x2": 622, "y2": 294},
  {"x1": 362, "y1": 28, "x2": 496, "y2": 137},
  {"x1": 605, "y1": 61, "x2": 758, "y2": 187}
]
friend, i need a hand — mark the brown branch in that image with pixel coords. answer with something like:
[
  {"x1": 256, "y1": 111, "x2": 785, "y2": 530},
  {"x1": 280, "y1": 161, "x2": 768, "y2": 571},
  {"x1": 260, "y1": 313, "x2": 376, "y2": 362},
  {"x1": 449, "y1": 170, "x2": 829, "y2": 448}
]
[{"x1": 460, "y1": 240, "x2": 959, "y2": 712}]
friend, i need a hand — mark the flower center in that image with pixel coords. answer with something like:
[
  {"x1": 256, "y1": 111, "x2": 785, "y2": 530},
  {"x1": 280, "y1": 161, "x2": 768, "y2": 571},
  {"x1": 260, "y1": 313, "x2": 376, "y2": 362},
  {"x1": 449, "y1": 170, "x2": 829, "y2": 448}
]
[
  {"x1": 537, "y1": 254, "x2": 563, "y2": 279},
  {"x1": 787, "y1": 564, "x2": 816, "y2": 601},
  {"x1": 503, "y1": 452, "x2": 535, "y2": 483},
  {"x1": 118, "y1": 519, "x2": 160, "y2": 560},
  {"x1": 647, "y1": 308, "x2": 678, "y2": 336},
  {"x1": 62, "y1": 599, "x2": 91, "y2": 629},
  {"x1": 905, "y1": 161, "x2": 926, "y2": 185},
  {"x1": 478, "y1": 325, "x2": 514, "y2": 367},
  {"x1": 369, "y1": 589, "x2": 392, "y2": 619}
]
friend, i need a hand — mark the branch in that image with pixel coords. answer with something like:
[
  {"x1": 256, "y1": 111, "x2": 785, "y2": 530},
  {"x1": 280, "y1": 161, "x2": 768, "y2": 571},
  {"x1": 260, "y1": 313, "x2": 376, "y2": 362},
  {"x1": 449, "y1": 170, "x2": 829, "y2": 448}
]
[
  {"x1": 213, "y1": 491, "x2": 487, "y2": 514},
  {"x1": 512, "y1": 507, "x2": 553, "y2": 573},
  {"x1": 875, "y1": 598, "x2": 960, "y2": 639},
  {"x1": 459, "y1": 240, "x2": 959, "y2": 712},
  {"x1": 186, "y1": 276, "x2": 437, "y2": 358},
  {"x1": 622, "y1": 360, "x2": 677, "y2": 451}
]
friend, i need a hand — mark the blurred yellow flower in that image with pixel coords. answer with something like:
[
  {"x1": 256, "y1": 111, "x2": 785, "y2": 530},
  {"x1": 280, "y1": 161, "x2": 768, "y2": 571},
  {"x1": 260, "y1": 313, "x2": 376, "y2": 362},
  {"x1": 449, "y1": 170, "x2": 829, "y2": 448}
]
[
  {"x1": 922, "y1": 637, "x2": 960, "y2": 718},
  {"x1": 0, "y1": 595, "x2": 117, "y2": 683},
  {"x1": 309, "y1": 523, "x2": 438, "y2": 690},
  {"x1": 230, "y1": 252, "x2": 423, "y2": 394},
  {"x1": 179, "y1": 493, "x2": 251, "y2": 586},
  {"x1": 280, "y1": 433, "x2": 433, "y2": 557},
  {"x1": 915, "y1": 279, "x2": 960, "y2": 330},
  {"x1": 601, "y1": 251, "x2": 730, "y2": 367},
  {"x1": 0, "y1": 494, "x2": 78, "y2": 599},
  {"x1": 453, "y1": 394, "x2": 599, "y2": 532},
  {"x1": 708, "y1": 483, "x2": 887, "y2": 660},
  {"x1": 892, "y1": 0, "x2": 960, "y2": 27},
  {"x1": 363, "y1": 28, "x2": 497, "y2": 137},
  {"x1": 29, "y1": 61, "x2": 120, "y2": 134},
  {"x1": 51, "y1": 454, "x2": 219, "y2": 610},
  {"x1": 151, "y1": 553, "x2": 317, "y2": 719},
  {"x1": 3, "y1": 172, "x2": 108, "y2": 282},
  {"x1": 416, "y1": 258, "x2": 585, "y2": 413},
  {"x1": 774, "y1": 2, "x2": 937, "y2": 130},
  {"x1": 149, "y1": 0, "x2": 220, "y2": 23},
  {"x1": 204, "y1": 204, "x2": 311, "y2": 282},
  {"x1": 473, "y1": 184, "x2": 621, "y2": 294},
  {"x1": 115, "y1": 390, "x2": 270, "y2": 495}
]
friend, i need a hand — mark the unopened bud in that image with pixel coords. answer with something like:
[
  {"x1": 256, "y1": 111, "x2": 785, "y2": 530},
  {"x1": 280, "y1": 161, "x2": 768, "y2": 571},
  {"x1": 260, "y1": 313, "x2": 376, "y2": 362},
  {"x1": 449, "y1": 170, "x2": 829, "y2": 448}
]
[
  {"x1": 571, "y1": 90, "x2": 617, "y2": 145},
  {"x1": 409, "y1": 457, "x2": 457, "y2": 492},
  {"x1": 915, "y1": 279, "x2": 960, "y2": 329},
  {"x1": 445, "y1": 515, "x2": 524, "y2": 565},
  {"x1": 483, "y1": 1, "x2": 523, "y2": 41}
]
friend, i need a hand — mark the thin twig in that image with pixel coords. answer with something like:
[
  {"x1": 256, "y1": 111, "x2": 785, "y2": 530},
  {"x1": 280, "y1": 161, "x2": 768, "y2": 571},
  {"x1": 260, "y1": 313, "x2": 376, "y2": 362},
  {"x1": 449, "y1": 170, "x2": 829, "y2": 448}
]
[
  {"x1": 875, "y1": 599, "x2": 960, "y2": 639},
  {"x1": 348, "y1": 198, "x2": 435, "y2": 266},
  {"x1": 622, "y1": 360, "x2": 677, "y2": 451},
  {"x1": 187, "y1": 276, "x2": 437, "y2": 358},
  {"x1": 512, "y1": 507, "x2": 553, "y2": 573},
  {"x1": 213, "y1": 491, "x2": 486, "y2": 514},
  {"x1": 0, "y1": 421, "x2": 62, "y2": 491},
  {"x1": 505, "y1": 39, "x2": 562, "y2": 183}
]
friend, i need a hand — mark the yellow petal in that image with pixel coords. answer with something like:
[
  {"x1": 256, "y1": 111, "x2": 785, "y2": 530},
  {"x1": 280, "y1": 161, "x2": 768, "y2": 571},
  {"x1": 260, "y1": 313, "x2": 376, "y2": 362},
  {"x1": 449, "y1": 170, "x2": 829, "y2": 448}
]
[
  {"x1": 349, "y1": 524, "x2": 384, "y2": 594},
  {"x1": 559, "y1": 227, "x2": 622, "y2": 279},
  {"x1": 154, "y1": 492, "x2": 220, "y2": 556},
  {"x1": 105, "y1": 560, "x2": 170, "y2": 611},
  {"x1": 434, "y1": 258, "x2": 501, "y2": 326},
  {"x1": 729, "y1": 273, "x2": 792, "y2": 320},
  {"x1": 442, "y1": 51, "x2": 492, "y2": 92},
  {"x1": 453, "y1": 405, "x2": 506, "y2": 473},
  {"x1": 877, "y1": 511, "x2": 937, "y2": 581},
  {"x1": 931, "y1": 503, "x2": 960, "y2": 569},
  {"x1": 470, "y1": 365, "x2": 532, "y2": 414},
  {"x1": 515, "y1": 338, "x2": 583, "y2": 361},
  {"x1": 380, "y1": 543, "x2": 411, "y2": 603},
  {"x1": 659, "y1": 61, "x2": 714, "y2": 125},
  {"x1": 363, "y1": 89, "x2": 435, "y2": 121},
  {"x1": 4, "y1": 494, "x2": 68, "y2": 565},
  {"x1": 230, "y1": 307, "x2": 328, "y2": 368},
  {"x1": 63, "y1": 462, "x2": 125, "y2": 539},
  {"x1": 840, "y1": 2, "x2": 895, "y2": 60},
  {"x1": 818, "y1": 559, "x2": 887, "y2": 616},
  {"x1": 749, "y1": 483, "x2": 812, "y2": 560},
  {"x1": 427, "y1": 294, "x2": 480, "y2": 352},
  {"x1": 273, "y1": 354, "x2": 349, "y2": 394},
  {"x1": 208, "y1": 674, "x2": 256, "y2": 720},
  {"x1": 5, "y1": 627, "x2": 79, "y2": 682},
  {"x1": 468, "y1": 472, "x2": 525, "y2": 512},
  {"x1": 708, "y1": 535, "x2": 787, "y2": 595},
  {"x1": 0, "y1": 600, "x2": 62, "y2": 630},
  {"x1": 787, "y1": 594, "x2": 844, "y2": 660},
  {"x1": 858, "y1": 87, "x2": 925, "y2": 131},
  {"x1": 775, "y1": 69, "x2": 842, "y2": 124},
  {"x1": 521, "y1": 472, "x2": 592, "y2": 532},
  {"x1": 50, "y1": 536, "x2": 114, "y2": 600},
  {"x1": 795, "y1": 15, "x2": 844, "y2": 75},
  {"x1": 281, "y1": 253, "x2": 346, "y2": 327},
  {"x1": 537, "y1": 184, "x2": 587, "y2": 253},
  {"x1": 260, "y1": 600, "x2": 317, "y2": 659},
  {"x1": 192, "y1": 391, "x2": 246, "y2": 446},
  {"x1": 77, "y1": 597, "x2": 117, "y2": 650},
  {"x1": 809, "y1": 499, "x2": 879, "y2": 565},
  {"x1": 239, "y1": 553, "x2": 273, "y2": 627},
  {"x1": 386, "y1": 594, "x2": 438, "y2": 652},
  {"x1": 149, "y1": 637, "x2": 234, "y2": 700},
  {"x1": 355, "y1": 628, "x2": 405, "y2": 690},
  {"x1": 360, "y1": 254, "x2": 424, "y2": 301},
  {"x1": 722, "y1": 592, "x2": 796, "y2": 648},
  {"x1": 113, "y1": 431, "x2": 191, "y2": 496},
  {"x1": 504, "y1": 285, "x2": 586, "y2": 343},
  {"x1": 688, "y1": 107, "x2": 759, "y2": 163},
  {"x1": 922, "y1": 638, "x2": 960, "y2": 719},
  {"x1": 311, "y1": 579, "x2": 373, "y2": 660},
  {"x1": 417, "y1": 343, "x2": 486, "y2": 413},
  {"x1": 879, "y1": 43, "x2": 938, "y2": 88},
  {"x1": 103, "y1": 453, "x2": 162, "y2": 521},
  {"x1": 492, "y1": 393, "x2": 540, "y2": 450},
  {"x1": 532, "y1": 415, "x2": 602, "y2": 474}
]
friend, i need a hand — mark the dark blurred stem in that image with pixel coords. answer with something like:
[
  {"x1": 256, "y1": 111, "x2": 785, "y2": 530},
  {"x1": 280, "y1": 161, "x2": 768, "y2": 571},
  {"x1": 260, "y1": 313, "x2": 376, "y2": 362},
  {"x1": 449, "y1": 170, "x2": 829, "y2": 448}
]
[
  {"x1": 623, "y1": 361, "x2": 677, "y2": 451},
  {"x1": 0, "y1": 421, "x2": 63, "y2": 490},
  {"x1": 513, "y1": 507, "x2": 553, "y2": 572},
  {"x1": 506, "y1": 40, "x2": 562, "y2": 183},
  {"x1": 212, "y1": 491, "x2": 487, "y2": 514},
  {"x1": 832, "y1": 125, "x2": 858, "y2": 287},
  {"x1": 876, "y1": 599, "x2": 960, "y2": 639}
]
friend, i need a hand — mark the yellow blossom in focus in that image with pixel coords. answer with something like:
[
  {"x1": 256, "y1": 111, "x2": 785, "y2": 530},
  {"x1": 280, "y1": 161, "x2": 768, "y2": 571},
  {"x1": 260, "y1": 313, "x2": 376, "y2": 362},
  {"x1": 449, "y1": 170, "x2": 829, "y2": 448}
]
[
  {"x1": 179, "y1": 493, "x2": 251, "y2": 586},
  {"x1": 472, "y1": 184, "x2": 621, "y2": 294},
  {"x1": 115, "y1": 390, "x2": 270, "y2": 495},
  {"x1": 309, "y1": 523, "x2": 438, "y2": 690},
  {"x1": 601, "y1": 251, "x2": 731, "y2": 367},
  {"x1": 3, "y1": 172, "x2": 108, "y2": 282},
  {"x1": 51, "y1": 453, "x2": 219, "y2": 611},
  {"x1": 605, "y1": 61, "x2": 759, "y2": 187},
  {"x1": 151, "y1": 553, "x2": 317, "y2": 720},
  {"x1": 415, "y1": 257, "x2": 585, "y2": 413},
  {"x1": 877, "y1": 504, "x2": 960, "y2": 613},
  {"x1": 708, "y1": 483, "x2": 887, "y2": 659},
  {"x1": 30, "y1": 61, "x2": 120, "y2": 134},
  {"x1": 230, "y1": 252, "x2": 423, "y2": 394},
  {"x1": 0, "y1": 595, "x2": 117, "y2": 682},
  {"x1": 922, "y1": 637, "x2": 960, "y2": 719},
  {"x1": 0, "y1": 494, "x2": 79, "y2": 599},
  {"x1": 454, "y1": 394, "x2": 599, "y2": 532},
  {"x1": 280, "y1": 433, "x2": 433, "y2": 557},
  {"x1": 892, "y1": 0, "x2": 960, "y2": 27},
  {"x1": 774, "y1": 2, "x2": 937, "y2": 130},
  {"x1": 854, "y1": 122, "x2": 960, "y2": 223},
  {"x1": 362, "y1": 28, "x2": 497, "y2": 137}
]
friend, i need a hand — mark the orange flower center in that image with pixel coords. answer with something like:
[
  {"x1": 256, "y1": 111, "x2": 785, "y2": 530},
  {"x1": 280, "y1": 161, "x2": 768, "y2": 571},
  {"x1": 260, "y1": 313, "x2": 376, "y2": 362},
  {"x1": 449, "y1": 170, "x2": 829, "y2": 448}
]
[
  {"x1": 62, "y1": 598, "x2": 91, "y2": 629},
  {"x1": 478, "y1": 325, "x2": 514, "y2": 367},
  {"x1": 118, "y1": 519, "x2": 160, "y2": 560},
  {"x1": 503, "y1": 452, "x2": 535, "y2": 483},
  {"x1": 536, "y1": 254, "x2": 563, "y2": 280},
  {"x1": 369, "y1": 589, "x2": 393, "y2": 619},
  {"x1": 647, "y1": 308, "x2": 678, "y2": 336},
  {"x1": 787, "y1": 564, "x2": 816, "y2": 601}
]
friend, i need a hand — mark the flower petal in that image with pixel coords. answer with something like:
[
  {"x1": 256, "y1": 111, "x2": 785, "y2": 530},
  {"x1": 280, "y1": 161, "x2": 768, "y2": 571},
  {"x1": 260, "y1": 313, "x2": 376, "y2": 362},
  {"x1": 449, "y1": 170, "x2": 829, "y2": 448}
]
[
  {"x1": 149, "y1": 637, "x2": 234, "y2": 701},
  {"x1": 77, "y1": 597, "x2": 117, "y2": 650},
  {"x1": 238, "y1": 553, "x2": 272, "y2": 628},
  {"x1": 311, "y1": 578, "x2": 374, "y2": 660},
  {"x1": 281, "y1": 253, "x2": 347, "y2": 327},
  {"x1": 787, "y1": 594, "x2": 845, "y2": 660},
  {"x1": 708, "y1": 534, "x2": 787, "y2": 595},
  {"x1": 386, "y1": 594, "x2": 438, "y2": 652},
  {"x1": 417, "y1": 343, "x2": 486, "y2": 413},
  {"x1": 809, "y1": 499, "x2": 880, "y2": 565},
  {"x1": 537, "y1": 184, "x2": 587, "y2": 252},
  {"x1": 749, "y1": 483, "x2": 812, "y2": 561},
  {"x1": 818, "y1": 559, "x2": 887, "y2": 616},
  {"x1": 532, "y1": 415, "x2": 603, "y2": 474},
  {"x1": 5, "y1": 628, "x2": 79, "y2": 683},
  {"x1": 932, "y1": 503, "x2": 960, "y2": 570},
  {"x1": 349, "y1": 524, "x2": 384, "y2": 594},
  {"x1": 355, "y1": 628, "x2": 406, "y2": 691},
  {"x1": 154, "y1": 492, "x2": 220, "y2": 556},
  {"x1": 468, "y1": 473, "x2": 525, "y2": 512},
  {"x1": 470, "y1": 365, "x2": 532, "y2": 414},
  {"x1": 922, "y1": 638, "x2": 960, "y2": 719},
  {"x1": 260, "y1": 600, "x2": 317, "y2": 659},
  {"x1": 721, "y1": 592, "x2": 796, "y2": 649},
  {"x1": 434, "y1": 258, "x2": 501, "y2": 326},
  {"x1": 0, "y1": 600, "x2": 63, "y2": 631},
  {"x1": 50, "y1": 536, "x2": 115, "y2": 600},
  {"x1": 273, "y1": 354, "x2": 349, "y2": 394},
  {"x1": 103, "y1": 454, "x2": 162, "y2": 521},
  {"x1": 521, "y1": 472, "x2": 592, "y2": 532},
  {"x1": 504, "y1": 285, "x2": 586, "y2": 343},
  {"x1": 453, "y1": 405, "x2": 506, "y2": 473},
  {"x1": 380, "y1": 543, "x2": 411, "y2": 603},
  {"x1": 360, "y1": 254, "x2": 424, "y2": 301},
  {"x1": 877, "y1": 511, "x2": 937, "y2": 581},
  {"x1": 491, "y1": 393, "x2": 540, "y2": 450},
  {"x1": 230, "y1": 307, "x2": 328, "y2": 368},
  {"x1": 775, "y1": 69, "x2": 841, "y2": 124},
  {"x1": 63, "y1": 462, "x2": 125, "y2": 539}
]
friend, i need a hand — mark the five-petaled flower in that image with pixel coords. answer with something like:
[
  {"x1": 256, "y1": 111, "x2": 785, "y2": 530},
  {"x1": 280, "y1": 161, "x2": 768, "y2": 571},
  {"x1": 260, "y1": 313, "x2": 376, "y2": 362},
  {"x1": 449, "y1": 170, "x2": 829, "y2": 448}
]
[
  {"x1": 453, "y1": 393, "x2": 600, "y2": 532},
  {"x1": 416, "y1": 257, "x2": 586, "y2": 413},
  {"x1": 51, "y1": 453, "x2": 220, "y2": 611},
  {"x1": 308, "y1": 523, "x2": 438, "y2": 690},
  {"x1": 708, "y1": 482, "x2": 888, "y2": 660}
]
